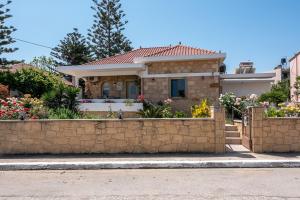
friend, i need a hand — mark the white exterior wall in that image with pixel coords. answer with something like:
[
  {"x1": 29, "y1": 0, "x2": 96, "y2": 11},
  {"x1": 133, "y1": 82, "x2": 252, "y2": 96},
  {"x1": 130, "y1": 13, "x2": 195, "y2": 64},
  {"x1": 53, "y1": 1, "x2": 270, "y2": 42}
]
[
  {"x1": 290, "y1": 53, "x2": 300, "y2": 102},
  {"x1": 221, "y1": 81, "x2": 272, "y2": 97},
  {"x1": 78, "y1": 99, "x2": 143, "y2": 112}
]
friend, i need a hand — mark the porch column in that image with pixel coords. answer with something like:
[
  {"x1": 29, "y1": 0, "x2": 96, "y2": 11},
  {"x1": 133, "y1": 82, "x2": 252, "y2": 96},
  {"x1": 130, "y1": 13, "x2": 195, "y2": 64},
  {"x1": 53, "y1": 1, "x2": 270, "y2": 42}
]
[
  {"x1": 72, "y1": 76, "x2": 80, "y2": 87},
  {"x1": 72, "y1": 76, "x2": 82, "y2": 99},
  {"x1": 141, "y1": 78, "x2": 144, "y2": 95}
]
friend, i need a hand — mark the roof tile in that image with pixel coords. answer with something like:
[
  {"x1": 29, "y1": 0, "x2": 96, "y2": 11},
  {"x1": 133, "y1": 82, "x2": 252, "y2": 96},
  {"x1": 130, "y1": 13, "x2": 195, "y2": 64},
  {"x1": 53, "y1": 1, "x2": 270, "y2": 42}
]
[{"x1": 84, "y1": 45, "x2": 217, "y2": 65}]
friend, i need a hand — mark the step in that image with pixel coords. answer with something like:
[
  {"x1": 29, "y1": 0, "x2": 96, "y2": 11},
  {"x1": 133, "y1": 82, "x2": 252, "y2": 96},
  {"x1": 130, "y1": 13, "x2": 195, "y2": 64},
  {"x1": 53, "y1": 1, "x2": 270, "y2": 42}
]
[
  {"x1": 226, "y1": 137, "x2": 242, "y2": 144},
  {"x1": 225, "y1": 131, "x2": 240, "y2": 137},
  {"x1": 225, "y1": 125, "x2": 238, "y2": 131}
]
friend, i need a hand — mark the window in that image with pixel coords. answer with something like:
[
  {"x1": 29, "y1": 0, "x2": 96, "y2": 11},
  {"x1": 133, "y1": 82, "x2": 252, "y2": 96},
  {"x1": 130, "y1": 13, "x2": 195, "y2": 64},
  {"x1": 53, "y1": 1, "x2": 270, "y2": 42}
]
[
  {"x1": 102, "y1": 82, "x2": 111, "y2": 98},
  {"x1": 171, "y1": 79, "x2": 186, "y2": 98}
]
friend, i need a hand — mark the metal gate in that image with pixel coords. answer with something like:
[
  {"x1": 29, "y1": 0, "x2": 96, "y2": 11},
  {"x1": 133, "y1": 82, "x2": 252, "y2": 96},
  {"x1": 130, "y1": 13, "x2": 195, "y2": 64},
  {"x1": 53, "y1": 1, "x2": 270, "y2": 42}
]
[{"x1": 241, "y1": 108, "x2": 252, "y2": 150}]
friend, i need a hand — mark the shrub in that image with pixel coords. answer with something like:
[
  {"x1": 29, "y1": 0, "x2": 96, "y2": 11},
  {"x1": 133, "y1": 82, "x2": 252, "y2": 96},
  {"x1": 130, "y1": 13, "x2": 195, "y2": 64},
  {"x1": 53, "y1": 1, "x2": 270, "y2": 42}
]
[
  {"x1": 191, "y1": 99, "x2": 211, "y2": 118},
  {"x1": 173, "y1": 111, "x2": 188, "y2": 118},
  {"x1": 259, "y1": 79, "x2": 290, "y2": 105},
  {"x1": 219, "y1": 93, "x2": 236, "y2": 114},
  {"x1": 0, "y1": 67, "x2": 64, "y2": 98},
  {"x1": 264, "y1": 102, "x2": 300, "y2": 118},
  {"x1": 265, "y1": 107, "x2": 285, "y2": 117},
  {"x1": 0, "y1": 96, "x2": 47, "y2": 120},
  {"x1": 138, "y1": 99, "x2": 173, "y2": 118},
  {"x1": 42, "y1": 83, "x2": 80, "y2": 111},
  {"x1": 48, "y1": 108, "x2": 81, "y2": 119},
  {"x1": 220, "y1": 93, "x2": 259, "y2": 120}
]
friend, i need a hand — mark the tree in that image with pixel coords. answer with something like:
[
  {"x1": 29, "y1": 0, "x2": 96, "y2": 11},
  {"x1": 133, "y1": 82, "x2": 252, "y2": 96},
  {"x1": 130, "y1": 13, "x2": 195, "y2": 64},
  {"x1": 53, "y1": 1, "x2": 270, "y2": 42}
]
[
  {"x1": 87, "y1": 0, "x2": 132, "y2": 59},
  {"x1": 30, "y1": 56, "x2": 57, "y2": 73},
  {"x1": 0, "y1": 0, "x2": 18, "y2": 66},
  {"x1": 51, "y1": 28, "x2": 92, "y2": 65},
  {"x1": 259, "y1": 79, "x2": 290, "y2": 105}
]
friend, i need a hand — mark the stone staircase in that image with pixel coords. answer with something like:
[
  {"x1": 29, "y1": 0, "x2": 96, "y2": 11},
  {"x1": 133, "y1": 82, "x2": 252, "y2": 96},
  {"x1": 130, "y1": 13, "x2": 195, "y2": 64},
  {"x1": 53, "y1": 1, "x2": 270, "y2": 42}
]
[{"x1": 225, "y1": 124, "x2": 241, "y2": 144}]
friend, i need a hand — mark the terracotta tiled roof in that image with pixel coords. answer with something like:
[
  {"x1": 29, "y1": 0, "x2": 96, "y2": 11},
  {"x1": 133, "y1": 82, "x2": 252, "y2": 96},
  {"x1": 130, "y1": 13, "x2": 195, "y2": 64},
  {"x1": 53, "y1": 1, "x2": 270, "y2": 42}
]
[
  {"x1": 84, "y1": 45, "x2": 217, "y2": 65},
  {"x1": 85, "y1": 47, "x2": 170, "y2": 65},
  {"x1": 0, "y1": 63, "x2": 33, "y2": 72},
  {"x1": 146, "y1": 45, "x2": 216, "y2": 57}
]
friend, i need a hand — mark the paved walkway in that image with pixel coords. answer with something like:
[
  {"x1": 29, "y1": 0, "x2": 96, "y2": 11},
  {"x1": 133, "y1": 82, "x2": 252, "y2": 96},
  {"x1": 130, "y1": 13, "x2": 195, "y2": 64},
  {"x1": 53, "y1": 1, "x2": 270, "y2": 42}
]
[{"x1": 0, "y1": 145, "x2": 300, "y2": 163}]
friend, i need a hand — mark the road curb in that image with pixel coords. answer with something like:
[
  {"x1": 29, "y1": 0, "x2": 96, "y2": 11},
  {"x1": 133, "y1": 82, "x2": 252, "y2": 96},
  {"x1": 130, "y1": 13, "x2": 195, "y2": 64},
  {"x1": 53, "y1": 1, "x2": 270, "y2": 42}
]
[{"x1": 1, "y1": 160, "x2": 300, "y2": 170}]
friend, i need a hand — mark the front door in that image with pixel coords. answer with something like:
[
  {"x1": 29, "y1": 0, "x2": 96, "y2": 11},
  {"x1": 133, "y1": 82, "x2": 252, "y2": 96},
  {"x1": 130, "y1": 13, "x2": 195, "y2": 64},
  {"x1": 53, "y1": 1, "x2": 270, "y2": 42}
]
[{"x1": 126, "y1": 81, "x2": 139, "y2": 99}]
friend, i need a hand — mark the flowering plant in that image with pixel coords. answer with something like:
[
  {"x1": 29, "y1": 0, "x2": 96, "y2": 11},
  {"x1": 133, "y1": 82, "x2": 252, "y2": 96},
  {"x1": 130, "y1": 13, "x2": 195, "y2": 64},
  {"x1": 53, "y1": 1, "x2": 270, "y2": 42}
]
[
  {"x1": 137, "y1": 94, "x2": 145, "y2": 103},
  {"x1": 0, "y1": 95, "x2": 47, "y2": 120},
  {"x1": 164, "y1": 98, "x2": 173, "y2": 104},
  {"x1": 191, "y1": 99, "x2": 211, "y2": 118},
  {"x1": 219, "y1": 93, "x2": 259, "y2": 119},
  {"x1": 0, "y1": 97, "x2": 26, "y2": 120}
]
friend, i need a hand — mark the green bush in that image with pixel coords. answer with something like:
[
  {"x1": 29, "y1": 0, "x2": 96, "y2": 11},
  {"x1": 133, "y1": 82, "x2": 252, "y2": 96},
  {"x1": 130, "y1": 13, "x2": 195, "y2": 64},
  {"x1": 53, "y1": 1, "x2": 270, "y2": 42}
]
[
  {"x1": 219, "y1": 93, "x2": 236, "y2": 114},
  {"x1": 0, "y1": 67, "x2": 64, "y2": 98},
  {"x1": 42, "y1": 83, "x2": 80, "y2": 111},
  {"x1": 138, "y1": 101, "x2": 173, "y2": 118},
  {"x1": 259, "y1": 80, "x2": 290, "y2": 105},
  {"x1": 173, "y1": 111, "x2": 188, "y2": 118},
  {"x1": 48, "y1": 108, "x2": 81, "y2": 119},
  {"x1": 265, "y1": 107, "x2": 285, "y2": 117}
]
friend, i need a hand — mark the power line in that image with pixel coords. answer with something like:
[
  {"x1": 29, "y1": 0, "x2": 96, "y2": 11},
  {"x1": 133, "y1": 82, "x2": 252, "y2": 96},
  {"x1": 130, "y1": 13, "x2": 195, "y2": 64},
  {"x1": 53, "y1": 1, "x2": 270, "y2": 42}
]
[{"x1": 13, "y1": 38, "x2": 53, "y2": 50}]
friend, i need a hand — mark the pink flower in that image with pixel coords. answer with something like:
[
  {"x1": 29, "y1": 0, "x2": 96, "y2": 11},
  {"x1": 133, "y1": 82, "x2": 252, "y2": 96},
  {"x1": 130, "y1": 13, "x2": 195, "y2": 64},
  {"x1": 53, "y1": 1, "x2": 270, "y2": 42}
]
[
  {"x1": 164, "y1": 98, "x2": 173, "y2": 104},
  {"x1": 137, "y1": 95, "x2": 145, "y2": 102}
]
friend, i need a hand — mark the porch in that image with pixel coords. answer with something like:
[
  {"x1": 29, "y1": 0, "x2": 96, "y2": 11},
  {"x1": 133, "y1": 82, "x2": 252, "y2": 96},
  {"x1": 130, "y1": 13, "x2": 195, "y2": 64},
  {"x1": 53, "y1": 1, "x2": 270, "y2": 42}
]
[{"x1": 57, "y1": 63, "x2": 144, "y2": 113}]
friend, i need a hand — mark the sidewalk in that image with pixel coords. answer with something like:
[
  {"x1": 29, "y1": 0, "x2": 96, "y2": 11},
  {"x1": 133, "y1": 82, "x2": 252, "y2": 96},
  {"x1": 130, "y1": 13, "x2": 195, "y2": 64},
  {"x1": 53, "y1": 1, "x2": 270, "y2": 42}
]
[{"x1": 1, "y1": 145, "x2": 300, "y2": 170}]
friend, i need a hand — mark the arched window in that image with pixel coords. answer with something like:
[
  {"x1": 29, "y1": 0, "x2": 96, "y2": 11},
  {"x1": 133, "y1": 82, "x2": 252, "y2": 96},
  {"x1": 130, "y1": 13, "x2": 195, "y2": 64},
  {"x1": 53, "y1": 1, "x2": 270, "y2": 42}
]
[{"x1": 102, "y1": 82, "x2": 111, "y2": 98}]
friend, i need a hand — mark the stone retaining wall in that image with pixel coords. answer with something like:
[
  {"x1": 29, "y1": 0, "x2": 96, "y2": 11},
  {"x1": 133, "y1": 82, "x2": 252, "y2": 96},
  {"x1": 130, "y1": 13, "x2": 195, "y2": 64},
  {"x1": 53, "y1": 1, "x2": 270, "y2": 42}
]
[
  {"x1": 0, "y1": 108, "x2": 225, "y2": 155},
  {"x1": 250, "y1": 107, "x2": 300, "y2": 153}
]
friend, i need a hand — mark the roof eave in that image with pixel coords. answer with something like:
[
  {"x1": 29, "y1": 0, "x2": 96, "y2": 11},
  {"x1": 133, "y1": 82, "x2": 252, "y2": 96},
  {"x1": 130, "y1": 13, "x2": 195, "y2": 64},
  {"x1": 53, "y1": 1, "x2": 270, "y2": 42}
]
[
  {"x1": 57, "y1": 63, "x2": 145, "y2": 77},
  {"x1": 289, "y1": 51, "x2": 300, "y2": 62},
  {"x1": 133, "y1": 53, "x2": 226, "y2": 64},
  {"x1": 220, "y1": 72, "x2": 276, "y2": 79}
]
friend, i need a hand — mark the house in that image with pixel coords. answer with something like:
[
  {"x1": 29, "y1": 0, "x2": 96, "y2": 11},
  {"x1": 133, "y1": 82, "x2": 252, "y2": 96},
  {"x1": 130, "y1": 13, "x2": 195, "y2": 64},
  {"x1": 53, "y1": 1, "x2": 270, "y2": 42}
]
[
  {"x1": 290, "y1": 51, "x2": 300, "y2": 102},
  {"x1": 58, "y1": 45, "x2": 226, "y2": 114}
]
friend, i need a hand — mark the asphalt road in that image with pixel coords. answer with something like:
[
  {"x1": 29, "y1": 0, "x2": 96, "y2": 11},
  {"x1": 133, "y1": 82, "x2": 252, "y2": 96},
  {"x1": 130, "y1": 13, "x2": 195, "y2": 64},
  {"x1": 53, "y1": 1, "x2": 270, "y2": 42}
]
[{"x1": 0, "y1": 169, "x2": 300, "y2": 199}]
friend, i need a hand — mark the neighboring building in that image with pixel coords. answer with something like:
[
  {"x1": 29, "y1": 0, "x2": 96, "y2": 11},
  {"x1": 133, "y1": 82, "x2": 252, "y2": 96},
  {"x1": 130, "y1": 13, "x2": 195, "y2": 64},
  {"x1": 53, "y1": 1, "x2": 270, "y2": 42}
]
[
  {"x1": 221, "y1": 61, "x2": 279, "y2": 97},
  {"x1": 290, "y1": 51, "x2": 300, "y2": 102},
  {"x1": 58, "y1": 45, "x2": 226, "y2": 113},
  {"x1": 220, "y1": 72, "x2": 276, "y2": 97}
]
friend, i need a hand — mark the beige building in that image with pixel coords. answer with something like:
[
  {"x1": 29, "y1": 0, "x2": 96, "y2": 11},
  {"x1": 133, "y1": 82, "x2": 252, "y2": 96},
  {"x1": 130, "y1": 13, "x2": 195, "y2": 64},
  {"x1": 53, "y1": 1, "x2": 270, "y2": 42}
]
[
  {"x1": 290, "y1": 51, "x2": 300, "y2": 102},
  {"x1": 58, "y1": 45, "x2": 226, "y2": 113}
]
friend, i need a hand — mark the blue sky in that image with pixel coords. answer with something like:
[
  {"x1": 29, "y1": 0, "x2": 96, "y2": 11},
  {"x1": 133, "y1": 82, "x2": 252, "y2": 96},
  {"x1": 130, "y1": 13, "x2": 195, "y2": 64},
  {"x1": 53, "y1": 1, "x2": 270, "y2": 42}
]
[{"x1": 5, "y1": 0, "x2": 300, "y2": 73}]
